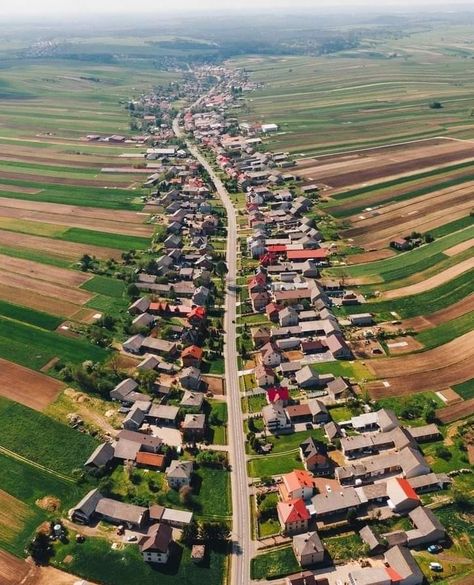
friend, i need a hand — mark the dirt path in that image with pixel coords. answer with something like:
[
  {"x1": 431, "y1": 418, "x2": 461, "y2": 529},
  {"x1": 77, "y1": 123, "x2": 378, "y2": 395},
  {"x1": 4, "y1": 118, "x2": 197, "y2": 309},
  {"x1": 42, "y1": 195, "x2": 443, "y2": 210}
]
[{"x1": 382, "y1": 258, "x2": 474, "y2": 299}]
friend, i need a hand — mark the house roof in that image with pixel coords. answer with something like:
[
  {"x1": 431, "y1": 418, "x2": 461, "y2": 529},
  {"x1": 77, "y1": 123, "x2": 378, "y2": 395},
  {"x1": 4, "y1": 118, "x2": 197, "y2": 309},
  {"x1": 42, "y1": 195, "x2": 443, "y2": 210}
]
[
  {"x1": 149, "y1": 404, "x2": 179, "y2": 421},
  {"x1": 139, "y1": 523, "x2": 172, "y2": 553},
  {"x1": 384, "y1": 545, "x2": 423, "y2": 582},
  {"x1": 182, "y1": 345, "x2": 204, "y2": 359},
  {"x1": 312, "y1": 488, "x2": 361, "y2": 516},
  {"x1": 359, "y1": 525, "x2": 382, "y2": 551},
  {"x1": 183, "y1": 413, "x2": 205, "y2": 429},
  {"x1": 278, "y1": 498, "x2": 310, "y2": 523},
  {"x1": 117, "y1": 430, "x2": 163, "y2": 450},
  {"x1": 136, "y1": 452, "x2": 165, "y2": 469},
  {"x1": 267, "y1": 386, "x2": 289, "y2": 403},
  {"x1": 166, "y1": 459, "x2": 193, "y2": 479},
  {"x1": 293, "y1": 531, "x2": 324, "y2": 556},
  {"x1": 254, "y1": 364, "x2": 275, "y2": 379},
  {"x1": 84, "y1": 443, "x2": 115, "y2": 467},
  {"x1": 283, "y1": 470, "x2": 315, "y2": 494},
  {"x1": 287, "y1": 249, "x2": 328, "y2": 260},
  {"x1": 96, "y1": 498, "x2": 146, "y2": 525}
]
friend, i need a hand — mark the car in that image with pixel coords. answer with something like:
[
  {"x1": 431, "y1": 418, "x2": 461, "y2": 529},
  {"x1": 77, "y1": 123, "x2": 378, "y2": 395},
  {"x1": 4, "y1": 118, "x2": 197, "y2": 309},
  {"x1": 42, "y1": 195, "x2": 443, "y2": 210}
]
[
  {"x1": 126, "y1": 535, "x2": 138, "y2": 542},
  {"x1": 427, "y1": 544, "x2": 443, "y2": 554},
  {"x1": 429, "y1": 562, "x2": 443, "y2": 572}
]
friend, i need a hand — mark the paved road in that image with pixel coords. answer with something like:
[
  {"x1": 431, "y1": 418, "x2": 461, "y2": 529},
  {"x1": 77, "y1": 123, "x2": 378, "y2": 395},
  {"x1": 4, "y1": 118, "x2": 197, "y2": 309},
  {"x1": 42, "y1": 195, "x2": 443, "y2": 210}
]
[{"x1": 173, "y1": 116, "x2": 251, "y2": 585}]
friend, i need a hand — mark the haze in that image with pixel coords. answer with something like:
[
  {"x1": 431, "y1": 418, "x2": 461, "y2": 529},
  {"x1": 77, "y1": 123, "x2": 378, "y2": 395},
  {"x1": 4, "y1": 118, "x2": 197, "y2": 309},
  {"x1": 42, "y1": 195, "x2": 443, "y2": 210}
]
[{"x1": 1, "y1": 0, "x2": 471, "y2": 18}]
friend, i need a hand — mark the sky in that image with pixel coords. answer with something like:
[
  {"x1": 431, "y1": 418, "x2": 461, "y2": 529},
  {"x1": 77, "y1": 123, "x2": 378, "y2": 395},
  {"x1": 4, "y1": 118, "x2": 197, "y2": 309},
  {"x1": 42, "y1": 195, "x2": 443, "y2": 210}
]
[{"x1": 1, "y1": 0, "x2": 471, "y2": 18}]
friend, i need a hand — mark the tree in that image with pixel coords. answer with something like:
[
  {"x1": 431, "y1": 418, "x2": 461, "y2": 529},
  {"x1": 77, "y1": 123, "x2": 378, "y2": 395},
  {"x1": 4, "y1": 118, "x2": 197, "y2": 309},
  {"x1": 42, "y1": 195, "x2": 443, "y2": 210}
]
[
  {"x1": 201, "y1": 521, "x2": 231, "y2": 543},
  {"x1": 27, "y1": 532, "x2": 52, "y2": 565},
  {"x1": 453, "y1": 488, "x2": 473, "y2": 510},
  {"x1": 181, "y1": 520, "x2": 200, "y2": 545},
  {"x1": 346, "y1": 508, "x2": 358, "y2": 524},
  {"x1": 79, "y1": 254, "x2": 95, "y2": 272},
  {"x1": 214, "y1": 260, "x2": 228, "y2": 287},
  {"x1": 429, "y1": 101, "x2": 443, "y2": 109},
  {"x1": 435, "y1": 446, "x2": 452, "y2": 461},
  {"x1": 425, "y1": 408, "x2": 437, "y2": 424},
  {"x1": 179, "y1": 485, "x2": 193, "y2": 505},
  {"x1": 127, "y1": 283, "x2": 140, "y2": 299}
]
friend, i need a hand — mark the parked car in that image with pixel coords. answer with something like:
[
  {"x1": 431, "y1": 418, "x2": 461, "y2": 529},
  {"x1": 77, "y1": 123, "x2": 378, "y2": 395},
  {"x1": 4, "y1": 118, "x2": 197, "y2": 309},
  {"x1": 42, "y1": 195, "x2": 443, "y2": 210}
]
[
  {"x1": 428, "y1": 545, "x2": 443, "y2": 554},
  {"x1": 429, "y1": 562, "x2": 443, "y2": 572}
]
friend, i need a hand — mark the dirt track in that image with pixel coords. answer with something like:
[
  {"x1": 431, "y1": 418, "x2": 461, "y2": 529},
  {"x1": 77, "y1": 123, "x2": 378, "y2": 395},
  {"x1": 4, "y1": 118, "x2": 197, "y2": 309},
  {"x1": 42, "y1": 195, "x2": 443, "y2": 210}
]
[
  {"x1": 0, "y1": 229, "x2": 123, "y2": 260},
  {"x1": 382, "y1": 260, "x2": 474, "y2": 299},
  {"x1": 0, "y1": 358, "x2": 64, "y2": 410},
  {"x1": 366, "y1": 331, "x2": 474, "y2": 397},
  {"x1": 0, "y1": 198, "x2": 152, "y2": 237}
]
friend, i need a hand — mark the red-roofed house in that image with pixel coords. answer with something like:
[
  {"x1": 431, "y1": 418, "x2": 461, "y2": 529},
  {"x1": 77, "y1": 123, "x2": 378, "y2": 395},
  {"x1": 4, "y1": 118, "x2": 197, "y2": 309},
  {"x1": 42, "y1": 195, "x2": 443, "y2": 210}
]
[
  {"x1": 266, "y1": 302, "x2": 283, "y2": 322},
  {"x1": 188, "y1": 306, "x2": 207, "y2": 327},
  {"x1": 277, "y1": 498, "x2": 310, "y2": 535},
  {"x1": 181, "y1": 345, "x2": 204, "y2": 368},
  {"x1": 279, "y1": 470, "x2": 315, "y2": 502},
  {"x1": 287, "y1": 249, "x2": 329, "y2": 262},
  {"x1": 386, "y1": 477, "x2": 420, "y2": 513},
  {"x1": 267, "y1": 386, "x2": 290, "y2": 405},
  {"x1": 251, "y1": 291, "x2": 271, "y2": 312}
]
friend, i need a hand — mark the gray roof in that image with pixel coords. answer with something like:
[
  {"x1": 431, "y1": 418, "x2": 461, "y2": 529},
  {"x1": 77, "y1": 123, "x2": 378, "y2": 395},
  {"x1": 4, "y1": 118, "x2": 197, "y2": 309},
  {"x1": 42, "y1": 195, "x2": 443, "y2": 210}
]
[
  {"x1": 84, "y1": 443, "x2": 115, "y2": 467},
  {"x1": 312, "y1": 487, "x2": 361, "y2": 515},
  {"x1": 117, "y1": 430, "x2": 163, "y2": 450},
  {"x1": 114, "y1": 439, "x2": 141, "y2": 461},
  {"x1": 166, "y1": 459, "x2": 193, "y2": 479},
  {"x1": 96, "y1": 498, "x2": 147, "y2": 525},
  {"x1": 359, "y1": 525, "x2": 382, "y2": 551},
  {"x1": 384, "y1": 545, "x2": 423, "y2": 582},
  {"x1": 180, "y1": 390, "x2": 205, "y2": 408},
  {"x1": 406, "y1": 506, "x2": 445, "y2": 541},
  {"x1": 183, "y1": 413, "x2": 205, "y2": 429},
  {"x1": 72, "y1": 488, "x2": 102, "y2": 519},
  {"x1": 149, "y1": 404, "x2": 179, "y2": 421},
  {"x1": 293, "y1": 531, "x2": 324, "y2": 556}
]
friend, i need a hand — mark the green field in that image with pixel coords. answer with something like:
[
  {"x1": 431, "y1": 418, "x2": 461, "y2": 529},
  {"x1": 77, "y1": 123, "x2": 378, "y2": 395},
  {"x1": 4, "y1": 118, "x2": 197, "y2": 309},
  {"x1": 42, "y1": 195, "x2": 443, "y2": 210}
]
[
  {"x1": 452, "y1": 379, "x2": 474, "y2": 400},
  {"x1": 0, "y1": 398, "x2": 99, "y2": 476},
  {"x1": 0, "y1": 299, "x2": 62, "y2": 330},
  {"x1": 81, "y1": 275, "x2": 126, "y2": 298},
  {"x1": 0, "y1": 316, "x2": 108, "y2": 370},
  {"x1": 416, "y1": 311, "x2": 474, "y2": 349}
]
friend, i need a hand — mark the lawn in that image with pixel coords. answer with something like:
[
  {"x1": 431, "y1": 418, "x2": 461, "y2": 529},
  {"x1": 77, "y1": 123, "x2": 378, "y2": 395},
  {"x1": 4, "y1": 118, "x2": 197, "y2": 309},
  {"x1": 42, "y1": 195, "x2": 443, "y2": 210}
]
[
  {"x1": 250, "y1": 546, "x2": 299, "y2": 580},
  {"x1": 208, "y1": 400, "x2": 228, "y2": 445},
  {"x1": 81, "y1": 275, "x2": 126, "y2": 298},
  {"x1": 328, "y1": 405, "x2": 353, "y2": 423},
  {"x1": 324, "y1": 532, "x2": 364, "y2": 562},
  {"x1": 53, "y1": 534, "x2": 228, "y2": 585},
  {"x1": 59, "y1": 227, "x2": 150, "y2": 251},
  {"x1": 248, "y1": 454, "x2": 303, "y2": 478},
  {"x1": 311, "y1": 360, "x2": 373, "y2": 381},
  {"x1": 375, "y1": 392, "x2": 444, "y2": 427},
  {"x1": 247, "y1": 393, "x2": 267, "y2": 414},
  {"x1": 0, "y1": 397, "x2": 99, "y2": 476}
]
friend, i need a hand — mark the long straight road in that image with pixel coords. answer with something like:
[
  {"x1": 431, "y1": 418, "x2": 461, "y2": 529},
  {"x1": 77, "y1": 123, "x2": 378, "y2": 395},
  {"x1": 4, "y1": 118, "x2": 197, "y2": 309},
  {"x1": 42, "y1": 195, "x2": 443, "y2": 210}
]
[{"x1": 173, "y1": 116, "x2": 251, "y2": 585}]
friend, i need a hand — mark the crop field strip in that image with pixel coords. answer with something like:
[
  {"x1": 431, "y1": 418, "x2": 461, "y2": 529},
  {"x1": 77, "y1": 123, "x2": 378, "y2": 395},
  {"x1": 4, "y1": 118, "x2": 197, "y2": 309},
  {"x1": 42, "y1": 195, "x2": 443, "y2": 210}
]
[{"x1": 231, "y1": 33, "x2": 474, "y2": 154}]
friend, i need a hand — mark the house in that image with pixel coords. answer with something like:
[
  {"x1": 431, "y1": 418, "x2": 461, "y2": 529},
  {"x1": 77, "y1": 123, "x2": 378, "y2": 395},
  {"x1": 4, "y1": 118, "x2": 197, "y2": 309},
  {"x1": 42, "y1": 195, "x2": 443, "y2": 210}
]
[
  {"x1": 384, "y1": 545, "x2": 423, "y2": 585},
  {"x1": 123, "y1": 403, "x2": 148, "y2": 431},
  {"x1": 254, "y1": 364, "x2": 275, "y2": 387},
  {"x1": 359, "y1": 525, "x2": 385, "y2": 555},
  {"x1": 70, "y1": 489, "x2": 103, "y2": 524},
  {"x1": 293, "y1": 532, "x2": 325, "y2": 567},
  {"x1": 148, "y1": 404, "x2": 179, "y2": 426},
  {"x1": 408, "y1": 473, "x2": 452, "y2": 494},
  {"x1": 351, "y1": 409, "x2": 399, "y2": 433},
  {"x1": 286, "y1": 572, "x2": 328, "y2": 585},
  {"x1": 132, "y1": 312, "x2": 155, "y2": 330},
  {"x1": 139, "y1": 523, "x2": 173, "y2": 564},
  {"x1": 180, "y1": 390, "x2": 204, "y2": 410},
  {"x1": 141, "y1": 337, "x2": 177, "y2": 357},
  {"x1": 277, "y1": 498, "x2": 310, "y2": 535},
  {"x1": 110, "y1": 379, "x2": 151, "y2": 405},
  {"x1": 349, "y1": 313, "x2": 374, "y2": 326},
  {"x1": 252, "y1": 326, "x2": 272, "y2": 348},
  {"x1": 311, "y1": 487, "x2": 361, "y2": 519},
  {"x1": 260, "y1": 342, "x2": 282, "y2": 366},
  {"x1": 347, "y1": 567, "x2": 391, "y2": 585},
  {"x1": 251, "y1": 291, "x2": 271, "y2": 312},
  {"x1": 137, "y1": 355, "x2": 160, "y2": 372},
  {"x1": 262, "y1": 401, "x2": 292, "y2": 433},
  {"x1": 295, "y1": 366, "x2": 320, "y2": 389},
  {"x1": 181, "y1": 345, "x2": 204, "y2": 367},
  {"x1": 325, "y1": 333, "x2": 352, "y2": 359},
  {"x1": 96, "y1": 498, "x2": 148, "y2": 528},
  {"x1": 166, "y1": 460, "x2": 193, "y2": 489},
  {"x1": 327, "y1": 377, "x2": 350, "y2": 401},
  {"x1": 406, "y1": 424, "x2": 441, "y2": 443},
  {"x1": 285, "y1": 400, "x2": 328, "y2": 425},
  {"x1": 390, "y1": 237, "x2": 411, "y2": 251},
  {"x1": 117, "y1": 430, "x2": 163, "y2": 453},
  {"x1": 279, "y1": 306, "x2": 299, "y2": 327},
  {"x1": 136, "y1": 452, "x2": 166, "y2": 470},
  {"x1": 404, "y1": 506, "x2": 445, "y2": 547},
  {"x1": 266, "y1": 302, "x2": 282, "y2": 322},
  {"x1": 182, "y1": 413, "x2": 206, "y2": 441},
  {"x1": 84, "y1": 443, "x2": 115, "y2": 470},
  {"x1": 267, "y1": 386, "x2": 290, "y2": 405},
  {"x1": 279, "y1": 470, "x2": 315, "y2": 502},
  {"x1": 192, "y1": 286, "x2": 210, "y2": 306},
  {"x1": 324, "y1": 421, "x2": 342, "y2": 443},
  {"x1": 188, "y1": 306, "x2": 207, "y2": 327},
  {"x1": 128, "y1": 297, "x2": 151, "y2": 315},
  {"x1": 386, "y1": 478, "x2": 420, "y2": 513},
  {"x1": 299, "y1": 438, "x2": 331, "y2": 475},
  {"x1": 179, "y1": 366, "x2": 202, "y2": 390}
]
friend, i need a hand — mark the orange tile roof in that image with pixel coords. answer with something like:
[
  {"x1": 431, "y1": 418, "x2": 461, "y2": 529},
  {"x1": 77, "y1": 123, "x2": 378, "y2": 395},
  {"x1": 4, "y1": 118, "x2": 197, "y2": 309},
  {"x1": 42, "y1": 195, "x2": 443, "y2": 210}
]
[
  {"x1": 136, "y1": 452, "x2": 165, "y2": 469},
  {"x1": 182, "y1": 345, "x2": 204, "y2": 359},
  {"x1": 396, "y1": 478, "x2": 420, "y2": 501},
  {"x1": 283, "y1": 470, "x2": 315, "y2": 493},
  {"x1": 278, "y1": 498, "x2": 310, "y2": 523}
]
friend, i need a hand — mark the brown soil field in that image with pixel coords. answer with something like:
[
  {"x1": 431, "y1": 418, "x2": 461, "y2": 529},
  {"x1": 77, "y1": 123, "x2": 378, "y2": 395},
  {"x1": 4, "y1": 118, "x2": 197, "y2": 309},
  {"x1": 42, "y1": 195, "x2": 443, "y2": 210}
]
[
  {"x1": 349, "y1": 338, "x2": 385, "y2": 358},
  {"x1": 346, "y1": 249, "x2": 396, "y2": 264},
  {"x1": 0, "y1": 358, "x2": 64, "y2": 410},
  {"x1": 297, "y1": 139, "x2": 474, "y2": 190},
  {"x1": 436, "y1": 398, "x2": 474, "y2": 423},
  {"x1": 366, "y1": 331, "x2": 474, "y2": 397},
  {"x1": 0, "y1": 198, "x2": 153, "y2": 237},
  {"x1": 0, "y1": 229, "x2": 123, "y2": 260},
  {"x1": 0, "y1": 254, "x2": 90, "y2": 287},
  {"x1": 0, "y1": 183, "x2": 41, "y2": 194},
  {"x1": 444, "y1": 238, "x2": 474, "y2": 257},
  {"x1": 386, "y1": 336, "x2": 424, "y2": 354},
  {"x1": 342, "y1": 182, "x2": 474, "y2": 249},
  {"x1": 0, "y1": 283, "x2": 86, "y2": 318},
  {"x1": 0, "y1": 170, "x2": 131, "y2": 188},
  {"x1": 0, "y1": 271, "x2": 92, "y2": 305},
  {"x1": 0, "y1": 550, "x2": 31, "y2": 585},
  {"x1": 202, "y1": 374, "x2": 226, "y2": 395},
  {"x1": 382, "y1": 259, "x2": 474, "y2": 300},
  {"x1": 401, "y1": 294, "x2": 474, "y2": 332}
]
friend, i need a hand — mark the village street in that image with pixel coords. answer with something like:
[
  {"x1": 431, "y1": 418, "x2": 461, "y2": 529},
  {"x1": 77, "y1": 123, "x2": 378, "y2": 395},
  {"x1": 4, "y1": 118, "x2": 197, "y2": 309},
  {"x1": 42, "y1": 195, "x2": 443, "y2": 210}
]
[{"x1": 173, "y1": 115, "x2": 252, "y2": 585}]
